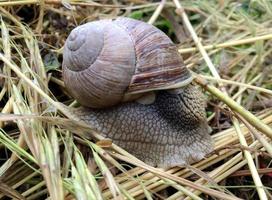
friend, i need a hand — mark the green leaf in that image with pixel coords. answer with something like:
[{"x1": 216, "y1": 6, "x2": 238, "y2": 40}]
[{"x1": 43, "y1": 53, "x2": 60, "y2": 72}]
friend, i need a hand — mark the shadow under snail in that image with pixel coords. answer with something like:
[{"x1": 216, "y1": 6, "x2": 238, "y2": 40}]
[{"x1": 62, "y1": 17, "x2": 213, "y2": 168}]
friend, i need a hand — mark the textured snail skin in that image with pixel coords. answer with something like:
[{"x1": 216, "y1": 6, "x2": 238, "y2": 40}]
[{"x1": 69, "y1": 84, "x2": 213, "y2": 167}]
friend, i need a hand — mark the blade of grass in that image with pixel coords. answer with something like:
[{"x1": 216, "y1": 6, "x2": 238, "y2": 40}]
[
  {"x1": 179, "y1": 33, "x2": 272, "y2": 54},
  {"x1": 173, "y1": 1, "x2": 269, "y2": 199},
  {"x1": 195, "y1": 76, "x2": 272, "y2": 140},
  {"x1": 148, "y1": 0, "x2": 166, "y2": 24}
]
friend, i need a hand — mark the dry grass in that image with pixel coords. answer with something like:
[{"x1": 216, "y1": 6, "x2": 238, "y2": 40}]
[{"x1": 0, "y1": 0, "x2": 271, "y2": 199}]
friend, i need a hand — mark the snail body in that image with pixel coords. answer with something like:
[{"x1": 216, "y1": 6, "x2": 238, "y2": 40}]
[
  {"x1": 63, "y1": 17, "x2": 213, "y2": 167},
  {"x1": 70, "y1": 85, "x2": 212, "y2": 167}
]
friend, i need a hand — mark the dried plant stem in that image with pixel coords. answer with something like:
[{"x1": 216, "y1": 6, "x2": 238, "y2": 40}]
[
  {"x1": 0, "y1": 96, "x2": 13, "y2": 128},
  {"x1": 0, "y1": 86, "x2": 7, "y2": 102},
  {"x1": 113, "y1": 154, "x2": 242, "y2": 200},
  {"x1": 208, "y1": 73, "x2": 261, "y2": 122},
  {"x1": 180, "y1": 142, "x2": 262, "y2": 199},
  {"x1": 129, "y1": 150, "x2": 237, "y2": 199},
  {"x1": 200, "y1": 75, "x2": 272, "y2": 95},
  {"x1": 231, "y1": 74, "x2": 262, "y2": 101},
  {"x1": 0, "y1": 0, "x2": 39, "y2": 6},
  {"x1": 21, "y1": 181, "x2": 46, "y2": 197},
  {"x1": 195, "y1": 77, "x2": 272, "y2": 139},
  {"x1": 238, "y1": 116, "x2": 272, "y2": 157},
  {"x1": 35, "y1": 0, "x2": 45, "y2": 33},
  {"x1": 234, "y1": 90, "x2": 267, "y2": 200},
  {"x1": 194, "y1": 84, "x2": 271, "y2": 198},
  {"x1": 0, "y1": 0, "x2": 125, "y2": 8},
  {"x1": 0, "y1": 54, "x2": 65, "y2": 114},
  {"x1": 233, "y1": 118, "x2": 267, "y2": 200},
  {"x1": 148, "y1": 0, "x2": 166, "y2": 24},
  {"x1": 179, "y1": 33, "x2": 272, "y2": 54},
  {"x1": 231, "y1": 168, "x2": 272, "y2": 177},
  {"x1": 173, "y1": 1, "x2": 269, "y2": 199},
  {"x1": 170, "y1": 184, "x2": 202, "y2": 200},
  {"x1": 173, "y1": 0, "x2": 221, "y2": 79},
  {"x1": 0, "y1": 52, "x2": 235, "y2": 200}
]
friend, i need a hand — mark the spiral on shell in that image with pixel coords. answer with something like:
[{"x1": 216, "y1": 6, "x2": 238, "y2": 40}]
[{"x1": 62, "y1": 17, "x2": 192, "y2": 108}]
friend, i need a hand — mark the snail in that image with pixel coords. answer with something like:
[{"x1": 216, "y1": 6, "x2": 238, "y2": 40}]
[{"x1": 62, "y1": 17, "x2": 213, "y2": 167}]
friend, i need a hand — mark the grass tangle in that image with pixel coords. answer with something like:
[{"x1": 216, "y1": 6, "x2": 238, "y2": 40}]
[{"x1": 0, "y1": 0, "x2": 272, "y2": 199}]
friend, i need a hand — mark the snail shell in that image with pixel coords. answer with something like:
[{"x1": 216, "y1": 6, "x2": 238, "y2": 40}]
[{"x1": 63, "y1": 17, "x2": 193, "y2": 108}]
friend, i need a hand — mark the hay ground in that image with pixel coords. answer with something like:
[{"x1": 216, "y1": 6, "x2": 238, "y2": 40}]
[{"x1": 0, "y1": 0, "x2": 272, "y2": 199}]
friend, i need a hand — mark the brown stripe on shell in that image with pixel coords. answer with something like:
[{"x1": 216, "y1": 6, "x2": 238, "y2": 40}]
[
  {"x1": 128, "y1": 67, "x2": 190, "y2": 92},
  {"x1": 114, "y1": 17, "x2": 192, "y2": 93}
]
